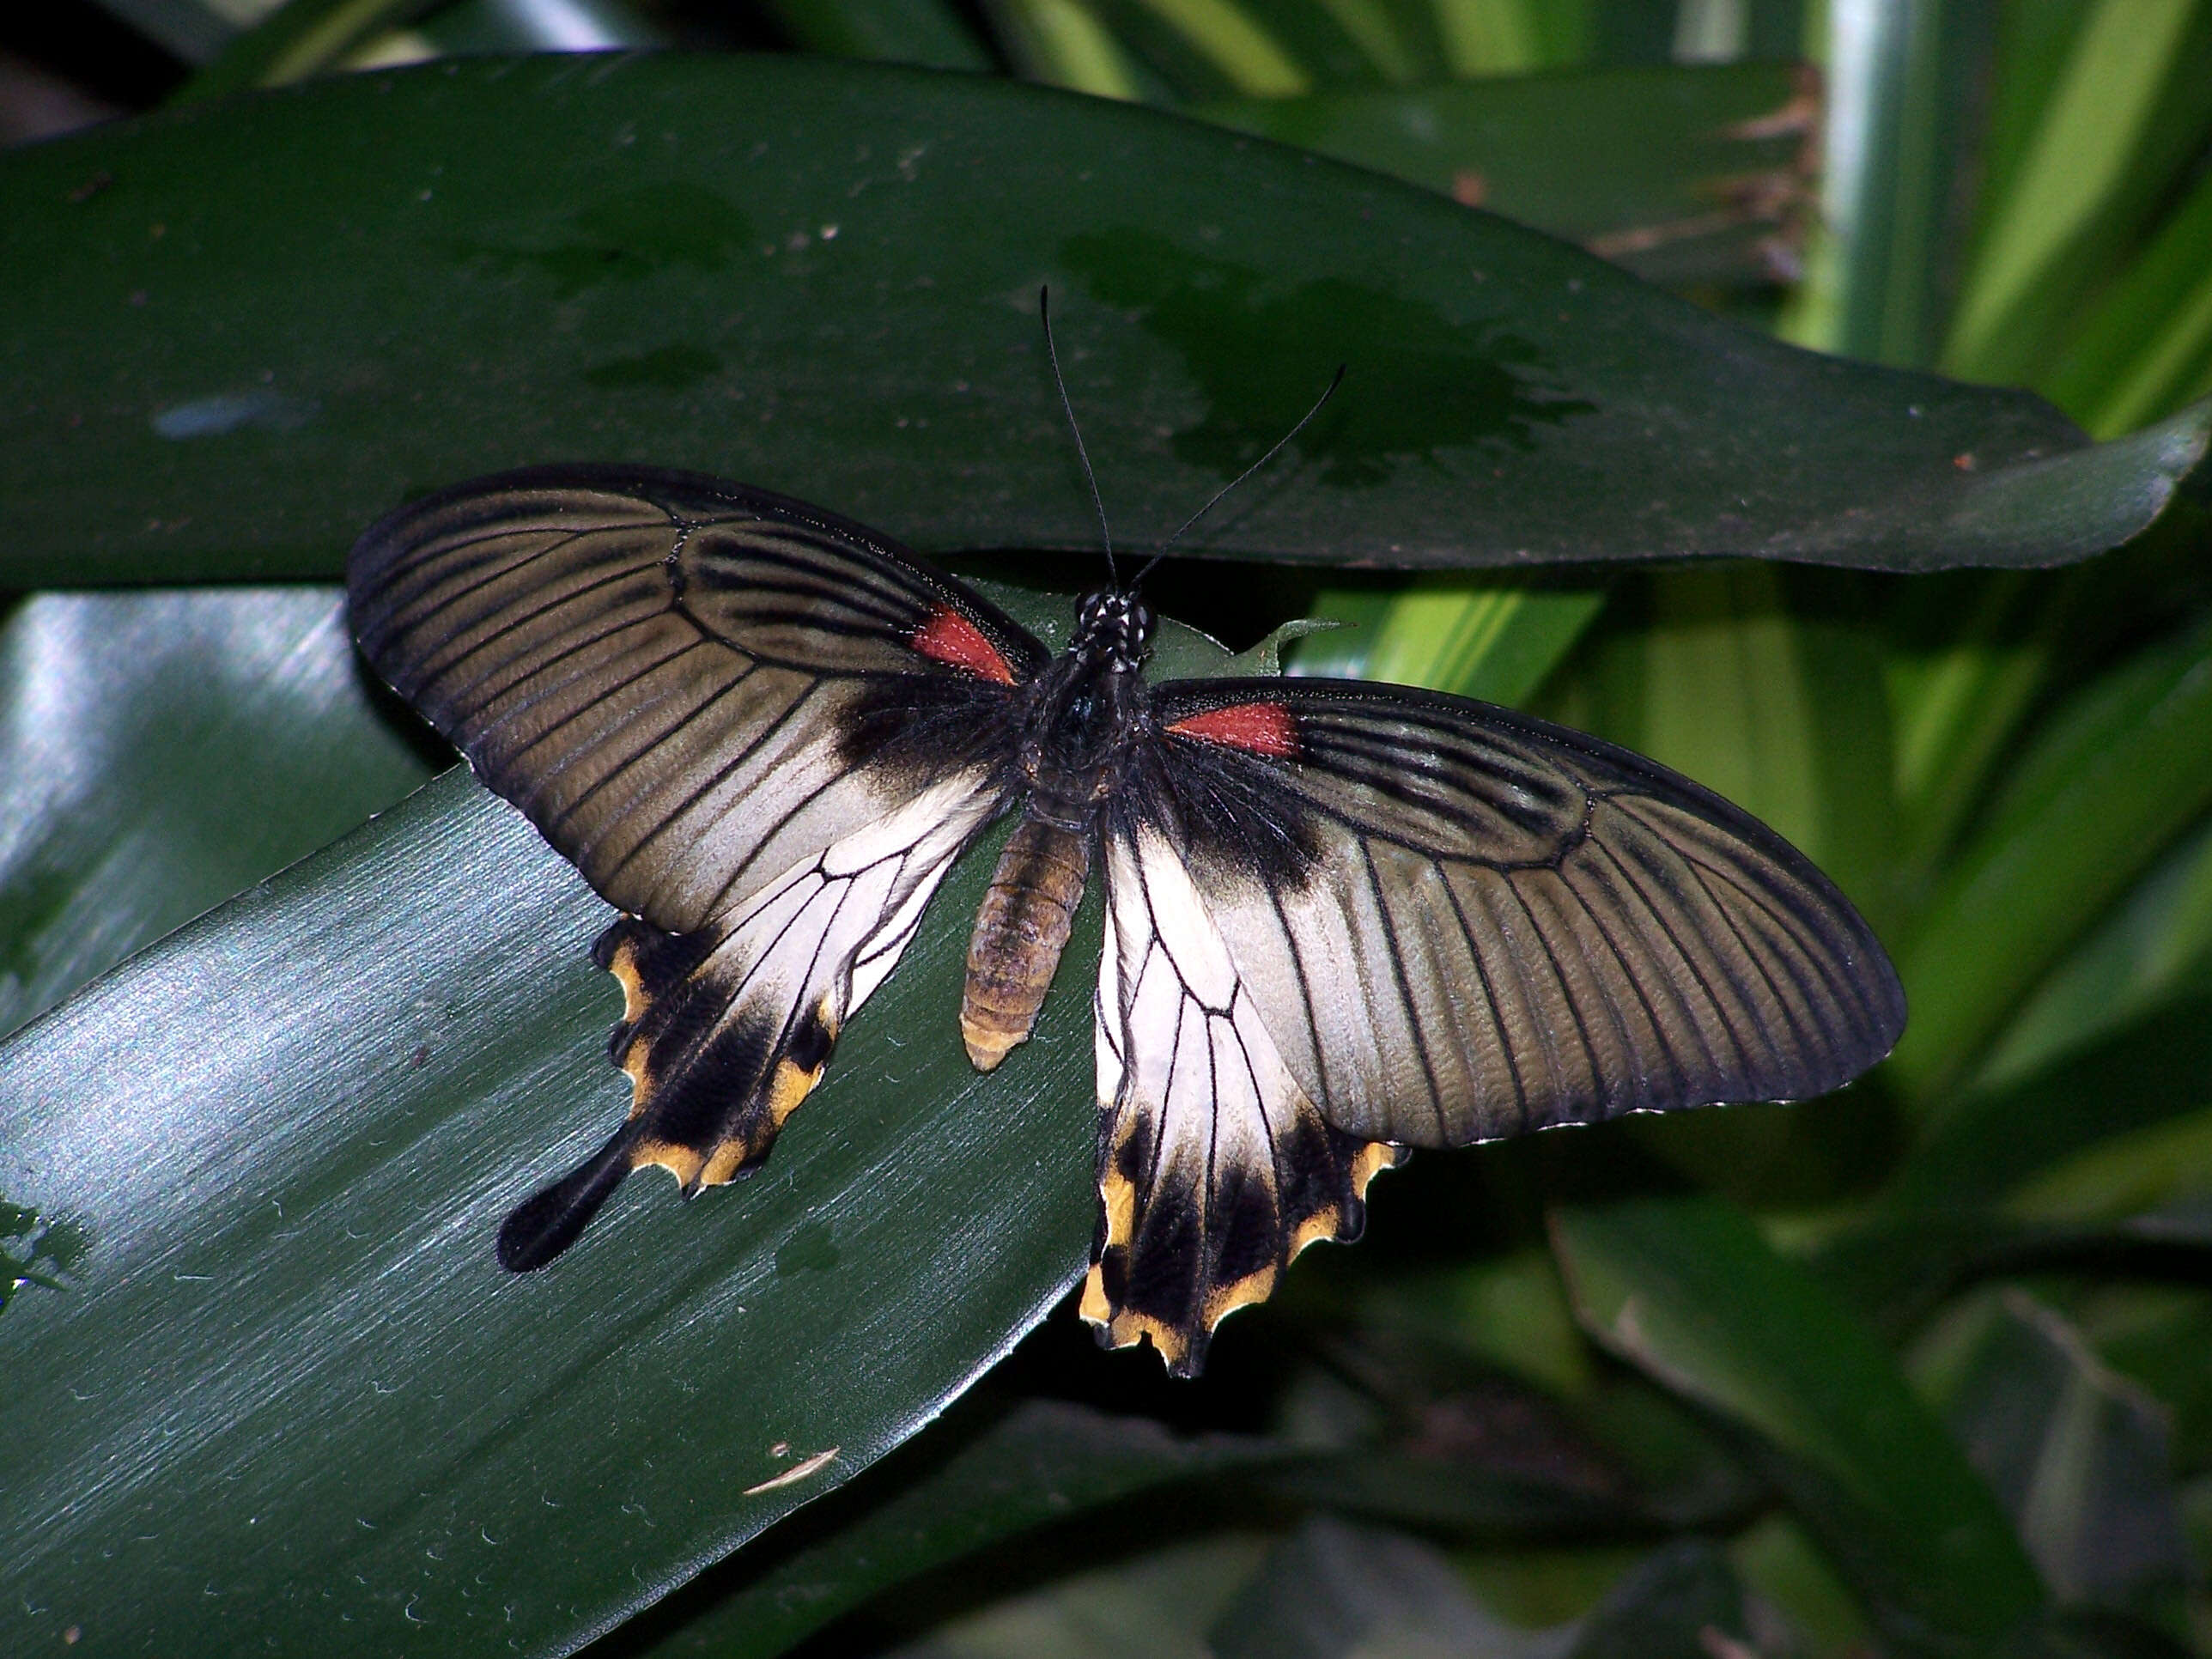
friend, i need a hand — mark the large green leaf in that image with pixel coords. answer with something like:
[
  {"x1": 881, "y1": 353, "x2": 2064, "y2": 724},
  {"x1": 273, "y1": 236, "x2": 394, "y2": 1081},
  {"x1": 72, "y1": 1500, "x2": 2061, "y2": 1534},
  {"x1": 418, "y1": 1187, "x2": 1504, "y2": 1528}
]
[
  {"x1": 3, "y1": 55, "x2": 2204, "y2": 586},
  {"x1": 618, "y1": 1397, "x2": 1288, "y2": 1657},
  {"x1": 0, "y1": 772, "x2": 1075, "y2": 1656},
  {"x1": 0, "y1": 587, "x2": 432, "y2": 1036},
  {"x1": 1198, "y1": 60, "x2": 1816, "y2": 289},
  {"x1": 0, "y1": 581, "x2": 1237, "y2": 1656}
]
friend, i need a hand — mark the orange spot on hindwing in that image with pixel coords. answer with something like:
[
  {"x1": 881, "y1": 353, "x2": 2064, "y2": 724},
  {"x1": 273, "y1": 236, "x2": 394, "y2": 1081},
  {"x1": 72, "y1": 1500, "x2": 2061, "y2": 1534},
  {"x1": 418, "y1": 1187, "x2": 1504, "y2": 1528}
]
[
  {"x1": 912, "y1": 605, "x2": 1017, "y2": 684},
  {"x1": 1167, "y1": 702, "x2": 1300, "y2": 758}
]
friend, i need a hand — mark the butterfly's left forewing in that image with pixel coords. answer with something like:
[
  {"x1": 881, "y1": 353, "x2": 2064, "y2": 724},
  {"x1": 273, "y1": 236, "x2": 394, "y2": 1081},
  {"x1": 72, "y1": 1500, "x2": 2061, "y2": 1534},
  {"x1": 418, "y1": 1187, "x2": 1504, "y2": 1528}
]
[{"x1": 1081, "y1": 673, "x2": 1905, "y2": 1365}]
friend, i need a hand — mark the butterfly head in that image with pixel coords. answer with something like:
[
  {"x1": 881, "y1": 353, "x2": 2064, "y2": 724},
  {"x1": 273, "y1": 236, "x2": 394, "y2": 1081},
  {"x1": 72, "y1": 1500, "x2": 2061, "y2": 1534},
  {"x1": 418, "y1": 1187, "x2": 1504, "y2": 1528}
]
[{"x1": 1073, "y1": 589, "x2": 1153, "y2": 673}]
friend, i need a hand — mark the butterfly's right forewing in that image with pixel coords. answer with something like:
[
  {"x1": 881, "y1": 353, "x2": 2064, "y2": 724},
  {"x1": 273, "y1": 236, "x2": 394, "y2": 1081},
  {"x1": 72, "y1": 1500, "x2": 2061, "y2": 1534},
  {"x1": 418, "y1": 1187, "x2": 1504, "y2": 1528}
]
[
  {"x1": 349, "y1": 465, "x2": 1042, "y2": 935},
  {"x1": 348, "y1": 466, "x2": 1043, "y2": 1267}
]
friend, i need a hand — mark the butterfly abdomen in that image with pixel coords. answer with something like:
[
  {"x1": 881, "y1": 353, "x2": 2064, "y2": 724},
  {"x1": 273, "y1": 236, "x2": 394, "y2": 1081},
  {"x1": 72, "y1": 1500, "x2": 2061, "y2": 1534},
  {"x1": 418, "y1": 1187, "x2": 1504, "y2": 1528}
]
[{"x1": 962, "y1": 816, "x2": 1091, "y2": 1071}]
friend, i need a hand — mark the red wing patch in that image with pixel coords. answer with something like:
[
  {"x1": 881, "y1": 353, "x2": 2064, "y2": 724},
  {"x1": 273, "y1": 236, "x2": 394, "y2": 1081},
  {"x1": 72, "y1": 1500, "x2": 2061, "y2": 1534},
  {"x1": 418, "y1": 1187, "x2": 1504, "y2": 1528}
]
[
  {"x1": 912, "y1": 606, "x2": 1018, "y2": 685},
  {"x1": 1166, "y1": 702, "x2": 1301, "y2": 759}
]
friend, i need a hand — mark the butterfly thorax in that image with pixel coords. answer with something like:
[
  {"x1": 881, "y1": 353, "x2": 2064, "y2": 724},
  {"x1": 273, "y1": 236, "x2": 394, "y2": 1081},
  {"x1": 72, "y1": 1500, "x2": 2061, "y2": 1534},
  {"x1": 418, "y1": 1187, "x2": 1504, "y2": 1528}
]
[{"x1": 961, "y1": 589, "x2": 1152, "y2": 1072}]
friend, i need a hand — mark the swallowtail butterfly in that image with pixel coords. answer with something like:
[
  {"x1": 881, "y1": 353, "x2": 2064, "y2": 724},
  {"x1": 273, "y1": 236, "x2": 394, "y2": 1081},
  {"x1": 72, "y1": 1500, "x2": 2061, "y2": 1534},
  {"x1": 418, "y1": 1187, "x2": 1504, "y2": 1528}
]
[{"x1": 348, "y1": 450, "x2": 1903, "y2": 1379}]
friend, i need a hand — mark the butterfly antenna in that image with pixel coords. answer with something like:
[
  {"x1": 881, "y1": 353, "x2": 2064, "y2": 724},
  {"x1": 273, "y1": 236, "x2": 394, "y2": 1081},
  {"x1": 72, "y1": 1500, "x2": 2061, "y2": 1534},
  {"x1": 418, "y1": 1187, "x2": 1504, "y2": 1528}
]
[
  {"x1": 1133, "y1": 364, "x2": 1346, "y2": 589},
  {"x1": 1041, "y1": 286, "x2": 1116, "y2": 587}
]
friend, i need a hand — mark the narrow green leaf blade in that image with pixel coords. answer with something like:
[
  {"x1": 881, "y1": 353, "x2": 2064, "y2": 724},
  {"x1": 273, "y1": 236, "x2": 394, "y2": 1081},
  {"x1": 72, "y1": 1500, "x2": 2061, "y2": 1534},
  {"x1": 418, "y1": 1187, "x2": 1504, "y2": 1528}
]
[
  {"x1": 1553, "y1": 1194, "x2": 2047, "y2": 1650},
  {"x1": 1892, "y1": 620, "x2": 2212, "y2": 1102},
  {"x1": 1917, "y1": 1291, "x2": 2191, "y2": 1619},
  {"x1": 1880, "y1": 995, "x2": 2212, "y2": 1218},
  {"x1": 759, "y1": 0, "x2": 995, "y2": 69},
  {"x1": 2047, "y1": 165, "x2": 2212, "y2": 439}
]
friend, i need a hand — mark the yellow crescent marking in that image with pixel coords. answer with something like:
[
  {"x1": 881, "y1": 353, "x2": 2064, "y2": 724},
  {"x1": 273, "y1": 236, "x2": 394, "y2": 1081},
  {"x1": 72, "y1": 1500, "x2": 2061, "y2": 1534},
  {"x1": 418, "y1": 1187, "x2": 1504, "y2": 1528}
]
[
  {"x1": 620, "y1": 1040, "x2": 653, "y2": 1116},
  {"x1": 1351, "y1": 1141, "x2": 1402, "y2": 1195},
  {"x1": 632, "y1": 1138, "x2": 705, "y2": 1188},
  {"x1": 1079, "y1": 1261, "x2": 1115, "y2": 1326},
  {"x1": 697, "y1": 1136, "x2": 756, "y2": 1188},
  {"x1": 742, "y1": 1446, "x2": 840, "y2": 1496},
  {"x1": 766, "y1": 1055, "x2": 824, "y2": 1129},
  {"x1": 1097, "y1": 1164, "x2": 1136, "y2": 1251},
  {"x1": 1107, "y1": 1309, "x2": 1189, "y2": 1369},
  {"x1": 1200, "y1": 1266, "x2": 1278, "y2": 1332},
  {"x1": 605, "y1": 945, "x2": 649, "y2": 1024},
  {"x1": 1287, "y1": 1206, "x2": 1345, "y2": 1261}
]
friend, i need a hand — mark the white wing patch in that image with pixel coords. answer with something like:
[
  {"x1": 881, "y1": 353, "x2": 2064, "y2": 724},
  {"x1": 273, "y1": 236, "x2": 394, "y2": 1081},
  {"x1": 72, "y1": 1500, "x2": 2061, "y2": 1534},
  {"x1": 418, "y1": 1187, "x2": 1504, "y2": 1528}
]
[
  {"x1": 1083, "y1": 825, "x2": 1401, "y2": 1376},
  {"x1": 601, "y1": 772, "x2": 1003, "y2": 1193}
]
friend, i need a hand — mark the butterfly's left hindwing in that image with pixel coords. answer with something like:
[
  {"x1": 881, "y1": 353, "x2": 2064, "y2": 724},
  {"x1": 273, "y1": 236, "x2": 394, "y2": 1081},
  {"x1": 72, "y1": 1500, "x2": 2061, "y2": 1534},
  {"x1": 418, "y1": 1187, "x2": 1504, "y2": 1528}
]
[
  {"x1": 1085, "y1": 820, "x2": 1403, "y2": 1376},
  {"x1": 347, "y1": 466, "x2": 1041, "y2": 1268}
]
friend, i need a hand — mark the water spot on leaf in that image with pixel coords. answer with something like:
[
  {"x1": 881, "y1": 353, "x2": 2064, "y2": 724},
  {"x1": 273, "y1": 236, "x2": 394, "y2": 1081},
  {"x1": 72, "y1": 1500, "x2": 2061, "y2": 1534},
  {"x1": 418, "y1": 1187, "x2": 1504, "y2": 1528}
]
[
  {"x1": 580, "y1": 345, "x2": 723, "y2": 391},
  {"x1": 151, "y1": 390, "x2": 318, "y2": 440},
  {"x1": 455, "y1": 184, "x2": 753, "y2": 299},
  {"x1": 1063, "y1": 230, "x2": 1595, "y2": 489},
  {"x1": 775, "y1": 1219, "x2": 839, "y2": 1276}
]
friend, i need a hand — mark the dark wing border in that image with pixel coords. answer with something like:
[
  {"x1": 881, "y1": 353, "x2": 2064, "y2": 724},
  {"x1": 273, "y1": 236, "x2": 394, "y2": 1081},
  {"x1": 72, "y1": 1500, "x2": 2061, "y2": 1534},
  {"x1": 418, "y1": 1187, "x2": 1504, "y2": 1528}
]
[{"x1": 350, "y1": 464, "x2": 1052, "y2": 685}]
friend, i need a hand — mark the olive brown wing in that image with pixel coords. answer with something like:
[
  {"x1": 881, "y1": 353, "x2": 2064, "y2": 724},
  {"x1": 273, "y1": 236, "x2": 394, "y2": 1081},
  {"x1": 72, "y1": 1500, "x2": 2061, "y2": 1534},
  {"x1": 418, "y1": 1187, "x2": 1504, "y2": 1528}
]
[
  {"x1": 347, "y1": 466, "x2": 1041, "y2": 1267},
  {"x1": 1138, "y1": 677, "x2": 1906, "y2": 1151}
]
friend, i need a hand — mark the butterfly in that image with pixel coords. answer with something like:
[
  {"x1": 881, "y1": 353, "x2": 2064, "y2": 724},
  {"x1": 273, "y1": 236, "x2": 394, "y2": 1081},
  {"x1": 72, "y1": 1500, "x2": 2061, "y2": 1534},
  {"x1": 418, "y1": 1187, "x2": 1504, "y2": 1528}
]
[{"x1": 347, "y1": 461, "x2": 1904, "y2": 1378}]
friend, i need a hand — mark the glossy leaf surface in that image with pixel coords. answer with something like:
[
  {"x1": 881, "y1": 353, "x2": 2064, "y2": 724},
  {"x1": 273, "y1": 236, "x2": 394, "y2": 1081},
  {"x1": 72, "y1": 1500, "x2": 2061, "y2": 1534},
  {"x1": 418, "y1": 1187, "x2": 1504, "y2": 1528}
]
[
  {"x1": 3, "y1": 54, "x2": 2205, "y2": 586},
  {"x1": 0, "y1": 772, "x2": 1074, "y2": 1655},
  {"x1": 1199, "y1": 60, "x2": 1814, "y2": 289},
  {"x1": 0, "y1": 587, "x2": 432, "y2": 1036},
  {"x1": 625, "y1": 1399, "x2": 1288, "y2": 1658}
]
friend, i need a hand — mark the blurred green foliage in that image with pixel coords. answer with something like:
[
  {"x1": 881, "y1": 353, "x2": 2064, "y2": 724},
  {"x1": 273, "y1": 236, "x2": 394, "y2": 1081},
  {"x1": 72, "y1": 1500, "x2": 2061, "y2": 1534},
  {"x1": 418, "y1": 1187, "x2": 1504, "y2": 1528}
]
[{"x1": 4, "y1": 0, "x2": 2212, "y2": 1654}]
